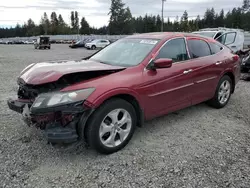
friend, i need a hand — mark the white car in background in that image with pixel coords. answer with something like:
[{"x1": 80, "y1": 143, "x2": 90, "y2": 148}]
[
  {"x1": 85, "y1": 39, "x2": 110, "y2": 50},
  {"x1": 24, "y1": 40, "x2": 35, "y2": 44},
  {"x1": 193, "y1": 27, "x2": 245, "y2": 53}
]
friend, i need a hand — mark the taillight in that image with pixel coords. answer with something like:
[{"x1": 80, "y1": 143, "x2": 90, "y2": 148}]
[{"x1": 233, "y1": 55, "x2": 239, "y2": 62}]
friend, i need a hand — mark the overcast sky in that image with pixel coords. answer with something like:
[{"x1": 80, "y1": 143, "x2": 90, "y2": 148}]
[{"x1": 0, "y1": 0, "x2": 243, "y2": 28}]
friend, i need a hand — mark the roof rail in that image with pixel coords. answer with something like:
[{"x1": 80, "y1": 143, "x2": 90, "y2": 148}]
[{"x1": 199, "y1": 27, "x2": 244, "y2": 32}]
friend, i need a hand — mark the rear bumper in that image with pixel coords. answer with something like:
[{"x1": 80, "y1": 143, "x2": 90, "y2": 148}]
[{"x1": 7, "y1": 98, "x2": 93, "y2": 144}]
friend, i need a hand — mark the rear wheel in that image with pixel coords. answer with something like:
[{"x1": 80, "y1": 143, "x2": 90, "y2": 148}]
[
  {"x1": 207, "y1": 75, "x2": 232, "y2": 109},
  {"x1": 86, "y1": 98, "x2": 136, "y2": 154}
]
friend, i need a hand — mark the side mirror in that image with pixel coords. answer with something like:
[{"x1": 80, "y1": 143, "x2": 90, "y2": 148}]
[{"x1": 154, "y1": 58, "x2": 173, "y2": 69}]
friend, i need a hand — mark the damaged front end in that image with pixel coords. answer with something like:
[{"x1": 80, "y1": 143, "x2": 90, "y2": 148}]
[
  {"x1": 7, "y1": 74, "x2": 98, "y2": 145},
  {"x1": 7, "y1": 59, "x2": 126, "y2": 145},
  {"x1": 8, "y1": 85, "x2": 95, "y2": 144}
]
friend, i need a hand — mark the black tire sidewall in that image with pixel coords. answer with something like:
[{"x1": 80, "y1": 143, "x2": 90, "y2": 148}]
[
  {"x1": 214, "y1": 75, "x2": 232, "y2": 108},
  {"x1": 86, "y1": 99, "x2": 137, "y2": 154}
]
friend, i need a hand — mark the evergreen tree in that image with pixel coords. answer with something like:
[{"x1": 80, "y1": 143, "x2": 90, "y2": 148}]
[
  {"x1": 50, "y1": 12, "x2": 59, "y2": 34},
  {"x1": 70, "y1": 11, "x2": 75, "y2": 28},
  {"x1": 108, "y1": 0, "x2": 133, "y2": 34},
  {"x1": 180, "y1": 10, "x2": 190, "y2": 31},
  {"x1": 80, "y1": 17, "x2": 90, "y2": 34},
  {"x1": 40, "y1": 12, "x2": 50, "y2": 35}
]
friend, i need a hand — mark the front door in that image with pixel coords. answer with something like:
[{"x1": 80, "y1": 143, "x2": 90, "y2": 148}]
[{"x1": 140, "y1": 37, "x2": 196, "y2": 119}]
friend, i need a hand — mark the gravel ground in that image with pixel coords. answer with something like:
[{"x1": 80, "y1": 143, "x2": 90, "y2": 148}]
[{"x1": 1, "y1": 44, "x2": 250, "y2": 188}]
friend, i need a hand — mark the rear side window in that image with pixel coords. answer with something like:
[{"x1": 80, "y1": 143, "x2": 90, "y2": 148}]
[
  {"x1": 209, "y1": 42, "x2": 223, "y2": 54},
  {"x1": 156, "y1": 38, "x2": 189, "y2": 63},
  {"x1": 187, "y1": 39, "x2": 211, "y2": 58}
]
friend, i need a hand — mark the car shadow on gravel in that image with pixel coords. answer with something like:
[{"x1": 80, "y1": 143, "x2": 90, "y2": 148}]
[{"x1": 241, "y1": 73, "x2": 250, "y2": 81}]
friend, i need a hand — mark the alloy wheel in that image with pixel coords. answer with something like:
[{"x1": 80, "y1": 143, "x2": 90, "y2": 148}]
[
  {"x1": 218, "y1": 80, "x2": 231, "y2": 104},
  {"x1": 99, "y1": 108, "x2": 132, "y2": 148}
]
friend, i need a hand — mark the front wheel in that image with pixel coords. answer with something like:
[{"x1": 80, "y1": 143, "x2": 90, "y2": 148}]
[
  {"x1": 91, "y1": 45, "x2": 96, "y2": 50},
  {"x1": 85, "y1": 98, "x2": 137, "y2": 154},
  {"x1": 207, "y1": 75, "x2": 232, "y2": 109}
]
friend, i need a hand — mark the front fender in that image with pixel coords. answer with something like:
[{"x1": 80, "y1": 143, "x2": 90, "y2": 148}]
[{"x1": 89, "y1": 87, "x2": 143, "y2": 109}]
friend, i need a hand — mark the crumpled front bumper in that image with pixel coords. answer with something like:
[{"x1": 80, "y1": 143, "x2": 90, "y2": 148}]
[
  {"x1": 7, "y1": 99, "x2": 32, "y2": 114},
  {"x1": 7, "y1": 98, "x2": 93, "y2": 144}
]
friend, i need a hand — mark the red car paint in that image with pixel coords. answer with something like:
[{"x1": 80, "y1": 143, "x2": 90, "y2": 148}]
[
  {"x1": 59, "y1": 33, "x2": 240, "y2": 120},
  {"x1": 19, "y1": 32, "x2": 240, "y2": 121},
  {"x1": 19, "y1": 60, "x2": 125, "y2": 85}
]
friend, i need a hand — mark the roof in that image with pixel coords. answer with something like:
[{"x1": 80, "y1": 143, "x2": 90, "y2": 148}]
[
  {"x1": 199, "y1": 27, "x2": 244, "y2": 32},
  {"x1": 126, "y1": 32, "x2": 212, "y2": 40}
]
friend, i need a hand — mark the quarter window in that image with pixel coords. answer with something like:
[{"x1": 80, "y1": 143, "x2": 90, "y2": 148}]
[
  {"x1": 187, "y1": 39, "x2": 211, "y2": 58},
  {"x1": 156, "y1": 38, "x2": 189, "y2": 62}
]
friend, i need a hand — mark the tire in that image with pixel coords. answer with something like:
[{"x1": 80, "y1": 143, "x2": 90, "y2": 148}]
[
  {"x1": 207, "y1": 75, "x2": 232, "y2": 109},
  {"x1": 85, "y1": 98, "x2": 137, "y2": 154},
  {"x1": 48, "y1": 46, "x2": 51, "y2": 49},
  {"x1": 91, "y1": 45, "x2": 96, "y2": 50}
]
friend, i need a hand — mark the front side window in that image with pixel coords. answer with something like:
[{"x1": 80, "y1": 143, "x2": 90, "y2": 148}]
[
  {"x1": 187, "y1": 39, "x2": 211, "y2": 58},
  {"x1": 89, "y1": 38, "x2": 159, "y2": 67},
  {"x1": 156, "y1": 38, "x2": 189, "y2": 62},
  {"x1": 224, "y1": 32, "x2": 236, "y2": 45},
  {"x1": 216, "y1": 34, "x2": 226, "y2": 44}
]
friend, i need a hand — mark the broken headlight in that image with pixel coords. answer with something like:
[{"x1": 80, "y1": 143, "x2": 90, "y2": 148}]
[{"x1": 31, "y1": 88, "x2": 95, "y2": 109}]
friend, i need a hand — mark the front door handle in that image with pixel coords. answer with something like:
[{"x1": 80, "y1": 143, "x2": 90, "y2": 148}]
[
  {"x1": 215, "y1": 61, "x2": 223, "y2": 65},
  {"x1": 183, "y1": 69, "x2": 193, "y2": 74}
]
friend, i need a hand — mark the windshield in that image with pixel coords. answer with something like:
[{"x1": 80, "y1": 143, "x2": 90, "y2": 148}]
[
  {"x1": 194, "y1": 31, "x2": 217, "y2": 38},
  {"x1": 89, "y1": 38, "x2": 159, "y2": 67}
]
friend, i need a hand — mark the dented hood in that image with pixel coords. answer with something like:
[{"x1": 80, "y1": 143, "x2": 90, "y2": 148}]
[{"x1": 19, "y1": 59, "x2": 126, "y2": 85}]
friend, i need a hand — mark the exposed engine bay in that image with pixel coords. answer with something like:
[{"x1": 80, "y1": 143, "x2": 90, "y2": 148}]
[{"x1": 17, "y1": 70, "x2": 121, "y2": 100}]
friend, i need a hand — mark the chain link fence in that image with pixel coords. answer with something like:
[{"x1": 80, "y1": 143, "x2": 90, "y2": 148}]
[{"x1": 1, "y1": 32, "x2": 250, "y2": 46}]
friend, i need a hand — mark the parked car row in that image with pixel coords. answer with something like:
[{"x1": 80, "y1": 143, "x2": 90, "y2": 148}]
[
  {"x1": 0, "y1": 40, "x2": 35, "y2": 44},
  {"x1": 69, "y1": 38, "x2": 118, "y2": 50}
]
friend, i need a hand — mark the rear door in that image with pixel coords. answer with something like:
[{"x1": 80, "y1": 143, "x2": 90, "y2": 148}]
[
  {"x1": 186, "y1": 37, "x2": 225, "y2": 105},
  {"x1": 100, "y1": 40, "x2": 109, "y2": 48},
  {"x1": 95, "y1": 40, "x2": 102, "y2": 48}
]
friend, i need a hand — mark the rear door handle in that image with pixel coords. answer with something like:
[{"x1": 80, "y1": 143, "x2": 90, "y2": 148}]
[
  {"x1": 215, "y1": 61, "x2": 223, "y2": 65},
  {"x1": 183, "y1": 69, "x2": 193, "y2": 74}
]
